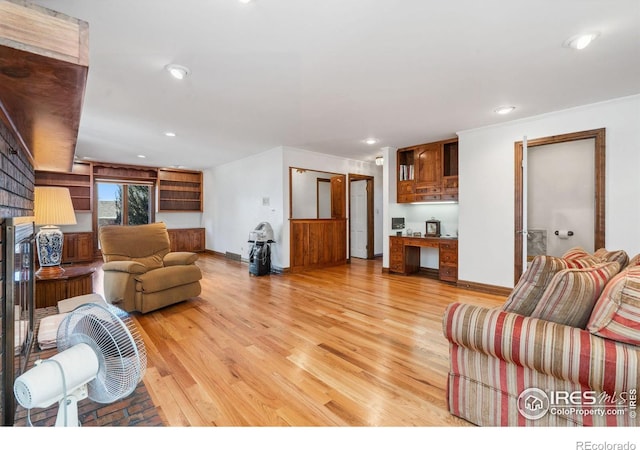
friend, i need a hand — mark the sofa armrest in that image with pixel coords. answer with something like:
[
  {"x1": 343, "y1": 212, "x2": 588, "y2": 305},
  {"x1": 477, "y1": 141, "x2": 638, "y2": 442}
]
[
  {"x1": 442, "y1": 302, "x2": 640, "y2": 394},
  {"x1": 163, "y1": 251, "x2": 199, "y2": 266},
  {"x1": 102, "y1": 260, "x2": 148, "y2": 274}
]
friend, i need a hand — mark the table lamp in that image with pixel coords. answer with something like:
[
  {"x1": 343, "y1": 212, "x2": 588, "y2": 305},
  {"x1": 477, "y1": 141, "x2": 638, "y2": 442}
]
[{"x1": 34, "y1": 186, "x2": 77, "y2": 276}]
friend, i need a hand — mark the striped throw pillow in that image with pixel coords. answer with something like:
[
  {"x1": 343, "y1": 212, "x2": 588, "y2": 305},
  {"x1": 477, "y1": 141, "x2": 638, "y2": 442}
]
[
  {"x1": 594, "y1": 248, "x2": 629, "y2": 269},
  {"x1": 588, "y1": 266, "x2": 640, "y2": 346},
  {"x1": 562, "y1": 246, "x2": 591, "y2": 260},
  {"x1": 530, "y1": 262, "x2": 621, "y2": 328},
  {"x1": 626, "y1": 253, "x2": 640, "y2": 269},
  {"x1": 503, "y1": 255, "x2": 598, "y2": 317}
]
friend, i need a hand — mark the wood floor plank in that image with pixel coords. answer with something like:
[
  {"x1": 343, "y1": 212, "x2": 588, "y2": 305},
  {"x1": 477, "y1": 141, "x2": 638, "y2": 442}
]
[{"x1": 95, "y1": 254, "x2": 506, "y2": 426}]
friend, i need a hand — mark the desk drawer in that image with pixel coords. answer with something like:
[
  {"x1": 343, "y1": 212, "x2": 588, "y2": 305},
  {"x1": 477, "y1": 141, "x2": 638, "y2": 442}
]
[
  {"x1": 390, "y1": 261, "x2": 405, "y2": 273},
  {"x1": 390, "y1": 251, "x2": 404, "y2": 262},
  {"x1": 439, "y1": 240, "x2": 458, "y2": 251},
  {"x1": 439, "y1": 265, "x2": 458, "y2": 282},
  {"x1": 439, "y1": 250, "x2": 458, "y2": 265}
]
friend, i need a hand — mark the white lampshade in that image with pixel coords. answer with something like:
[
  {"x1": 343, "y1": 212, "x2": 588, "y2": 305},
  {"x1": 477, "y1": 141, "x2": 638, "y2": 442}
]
[{"x1": 34, "y1": 187, "x2": 77, "y2": 226}]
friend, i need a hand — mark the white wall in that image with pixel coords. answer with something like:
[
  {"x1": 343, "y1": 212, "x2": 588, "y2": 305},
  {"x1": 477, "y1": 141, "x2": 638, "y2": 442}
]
[
  {"x1": 203, "y1": 147, "x2": 285, "y2": 268},
  {"x1": 60, "y1": 210, "x2": 203, "y2": 236},
  {"x1": 458, "y1": 94, "x2": 640, "y2": 288},
  {"x1": 202, "y1": 145, "x2": 383, "y2": 270},
  {"x1": 156, "y1": 212, "x2": 203, "y2": 229}
]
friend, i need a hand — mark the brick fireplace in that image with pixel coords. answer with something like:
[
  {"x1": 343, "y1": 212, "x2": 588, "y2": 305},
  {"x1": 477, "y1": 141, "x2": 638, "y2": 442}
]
[{"x1": 1, "y1": 119, "x2": 36, "y2": 426}]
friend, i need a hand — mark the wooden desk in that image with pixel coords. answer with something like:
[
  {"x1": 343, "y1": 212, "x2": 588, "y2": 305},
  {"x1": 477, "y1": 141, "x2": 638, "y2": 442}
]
[
  {"x1": 35, "y1": 265, "x2": 96, "y2": 308},
  {"x1": 389, "y1": 236, "x2": 458, "y2": 282}
]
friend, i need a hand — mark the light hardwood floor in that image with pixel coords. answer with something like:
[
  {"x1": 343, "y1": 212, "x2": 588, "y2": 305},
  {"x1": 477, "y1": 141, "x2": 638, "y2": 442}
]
[{"x1": 96, "y1": 254, "x2": 507, "y2": 426}]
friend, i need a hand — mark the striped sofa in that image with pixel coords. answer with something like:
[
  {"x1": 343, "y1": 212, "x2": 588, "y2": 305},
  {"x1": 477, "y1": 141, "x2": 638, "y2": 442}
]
[{"x1": 442, "y1": 249, "x2": 640, "y2": 426}]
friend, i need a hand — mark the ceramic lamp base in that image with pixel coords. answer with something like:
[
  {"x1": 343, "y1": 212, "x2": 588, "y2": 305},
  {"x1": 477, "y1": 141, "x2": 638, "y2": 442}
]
[{"x1": 36, "y1": 225, "x2": 65, "y2": 273}]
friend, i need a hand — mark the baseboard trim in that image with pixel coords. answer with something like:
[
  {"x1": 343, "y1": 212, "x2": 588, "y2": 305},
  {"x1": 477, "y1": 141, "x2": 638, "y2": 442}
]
[
  {"x1": 456, "y1": 279, "x2": 512, "y2": 297},
  {"x1": 204, "y1": 249, "x2": 289, "y2": 274}
]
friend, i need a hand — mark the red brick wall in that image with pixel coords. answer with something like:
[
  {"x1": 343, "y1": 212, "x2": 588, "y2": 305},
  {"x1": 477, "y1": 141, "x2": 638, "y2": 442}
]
[
  {"x1": 0, "y1": 119, "x2": 35, "y2": 425},
  {"x1": 0, "y1": 122, "x2": 35, "y2": 217}
]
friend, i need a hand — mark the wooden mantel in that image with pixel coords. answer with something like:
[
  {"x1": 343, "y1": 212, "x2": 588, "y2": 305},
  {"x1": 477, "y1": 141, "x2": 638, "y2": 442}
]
[{"x1": 0, "y1": 0, "x2": 88, "y2": 172}]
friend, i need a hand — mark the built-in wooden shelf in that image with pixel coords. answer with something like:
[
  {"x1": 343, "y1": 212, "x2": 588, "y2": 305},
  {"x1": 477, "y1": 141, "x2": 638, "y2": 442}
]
[
  {"x1": 158, "y1": 169, "x2": 203, "y2": 212},
  {"x1": 35, "y1": 161, "x2": 93, "y2": 211}
]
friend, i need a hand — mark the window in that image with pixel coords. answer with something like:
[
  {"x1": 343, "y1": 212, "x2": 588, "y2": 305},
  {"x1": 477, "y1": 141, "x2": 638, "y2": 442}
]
[{"x1": 97, "y1": 182, "x2": 153, "y2": 228}]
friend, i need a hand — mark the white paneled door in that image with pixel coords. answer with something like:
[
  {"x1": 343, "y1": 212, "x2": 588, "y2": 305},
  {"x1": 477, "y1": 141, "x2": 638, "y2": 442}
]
[{"x1": 350, "y1": 179, "x2": 368, "y2": 259}]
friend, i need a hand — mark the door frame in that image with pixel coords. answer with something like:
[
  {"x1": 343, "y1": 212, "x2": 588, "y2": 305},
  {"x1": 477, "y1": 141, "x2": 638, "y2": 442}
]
[
  {"x1": 514, "y1": 128, "x2": 606, "y2": 284},
  {"x1": 348, "y1": 174, "x2": 374, "y2": 260}
]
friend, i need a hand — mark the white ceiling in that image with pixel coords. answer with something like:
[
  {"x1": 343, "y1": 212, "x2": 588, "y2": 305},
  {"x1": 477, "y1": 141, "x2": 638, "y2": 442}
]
[{"x1": 34, "y1": 0, "x2": 640, "y2": 170}]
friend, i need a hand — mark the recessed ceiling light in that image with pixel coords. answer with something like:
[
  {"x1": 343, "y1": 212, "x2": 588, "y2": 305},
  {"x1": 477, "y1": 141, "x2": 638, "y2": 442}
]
[
  {"x1": 494, "y1": 105, "x2": 516, "y2": 115},
  {"x1": 364, "y1": 138, "x2": 379, "y2": 145},
  {"x1": 238, "y1": 0, "x2": 253, "y2": 3},
  {"x1": 564, "y1": 32, "x2": 600, "y2": 50},
  {"x1": 164, "y1": 131, "x2": 176, "y2": 137},
  {"x1": 165, "y1": 64, "x2": 190, "y2": 80},
  {"x1": 137, "y1": 154, "x2": 146, "y2": 158}
]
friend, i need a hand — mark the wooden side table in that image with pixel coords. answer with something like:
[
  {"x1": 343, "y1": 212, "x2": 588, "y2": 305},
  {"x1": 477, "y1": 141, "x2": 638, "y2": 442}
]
[{"x1": 35, "y1": 265, "x2": 96, "y2": 309}]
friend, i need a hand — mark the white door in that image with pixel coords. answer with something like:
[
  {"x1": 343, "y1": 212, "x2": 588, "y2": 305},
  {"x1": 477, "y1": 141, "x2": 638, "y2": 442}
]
[
  {"x1": 527, "y1": 139, "x2": 595, "y2": 259},
  {"x1": 350, "y1": 180, "x2": 368, "y2": 259}
]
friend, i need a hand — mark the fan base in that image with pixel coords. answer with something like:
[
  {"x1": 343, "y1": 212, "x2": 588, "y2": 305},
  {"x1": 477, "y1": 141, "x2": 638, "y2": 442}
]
[{"x1": 55, "y1": 387, "x2": 87, "y2": 427}]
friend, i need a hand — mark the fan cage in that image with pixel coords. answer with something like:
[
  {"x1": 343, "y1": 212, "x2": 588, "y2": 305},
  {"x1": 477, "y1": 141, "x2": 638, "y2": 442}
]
[{"x1": 56, "y1": 303, "x2": 147, "y2": 404}]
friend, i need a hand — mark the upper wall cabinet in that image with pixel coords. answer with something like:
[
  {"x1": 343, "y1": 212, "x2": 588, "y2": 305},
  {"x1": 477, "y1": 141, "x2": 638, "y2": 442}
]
[
  {"x1": 397, "y1": 138, "x2": 458, "y2": 203},
  {"x1": 0, "y1": 1, "x2": 89, "y2": 172}
]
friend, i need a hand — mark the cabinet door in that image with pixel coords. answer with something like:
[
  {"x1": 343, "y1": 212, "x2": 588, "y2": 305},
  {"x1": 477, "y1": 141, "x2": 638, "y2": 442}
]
[
  {"x1": 167, "y1": 228, "x2": 205, "y2": 252},
  {"x1": 76, "y1": 233, "x2": 94, "y2": 261},
  {"x1": 415, "y1": 144, "x2": 441, "y2": 191},
  {"x1": 63, "y1": 232, "x2": 94, "y2": 263}
]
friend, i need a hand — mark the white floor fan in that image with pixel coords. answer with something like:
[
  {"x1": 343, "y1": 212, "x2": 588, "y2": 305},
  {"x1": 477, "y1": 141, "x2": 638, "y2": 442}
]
[{"x1": 14, "y1": 303, "x2": 147, "y2": 426}]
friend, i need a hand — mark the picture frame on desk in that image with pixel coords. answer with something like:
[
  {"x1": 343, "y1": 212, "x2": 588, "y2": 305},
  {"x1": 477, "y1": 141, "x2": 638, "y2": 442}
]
[{"x1": 426, "y1": 220, "x2": 440, "y2": 237}]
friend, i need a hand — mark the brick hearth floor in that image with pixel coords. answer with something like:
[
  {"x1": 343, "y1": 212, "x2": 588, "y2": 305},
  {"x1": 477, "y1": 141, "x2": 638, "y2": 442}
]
[{"x1": 13, "y1": 307, "x2": 163, "y2": 427}]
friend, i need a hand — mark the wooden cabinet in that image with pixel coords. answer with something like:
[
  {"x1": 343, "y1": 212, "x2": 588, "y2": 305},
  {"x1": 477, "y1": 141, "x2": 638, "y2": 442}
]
[
  {"x1": 158, "y1": 168, "x2": 203, "y2": 212},
  {"x1": 442, "y1": 140, "x2": 459, "y2": 201},
  {"x1": 35, "y1": 162, "x2": 93, "y2": 211},
  {"x1": 35, "y1": 266, "x2": 95, "y2": 308},
  {"x1": 415, "y1": 143, "x2": 441, "y2": 197},
  {"x1": 167, "y1": 228, "x2": 205, "y2": 252},
  {"x1": 397, "y1": 138, "x2": 458, "y2": 203},
  {"x1": 438, "y1": 239, "x2": 458, "y2": 282},
  {"x1": 290, "y1": 219, "x2": 347, "y2": 272},
  {"x1": 63, "y1": 232, "x2": 94, "y2": 263}
]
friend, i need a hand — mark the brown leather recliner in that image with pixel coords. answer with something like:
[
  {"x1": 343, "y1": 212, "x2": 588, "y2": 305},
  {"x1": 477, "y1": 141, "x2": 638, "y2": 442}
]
[{"x1": 98, "y1": 222, "x2": 202, "y2": 313}]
